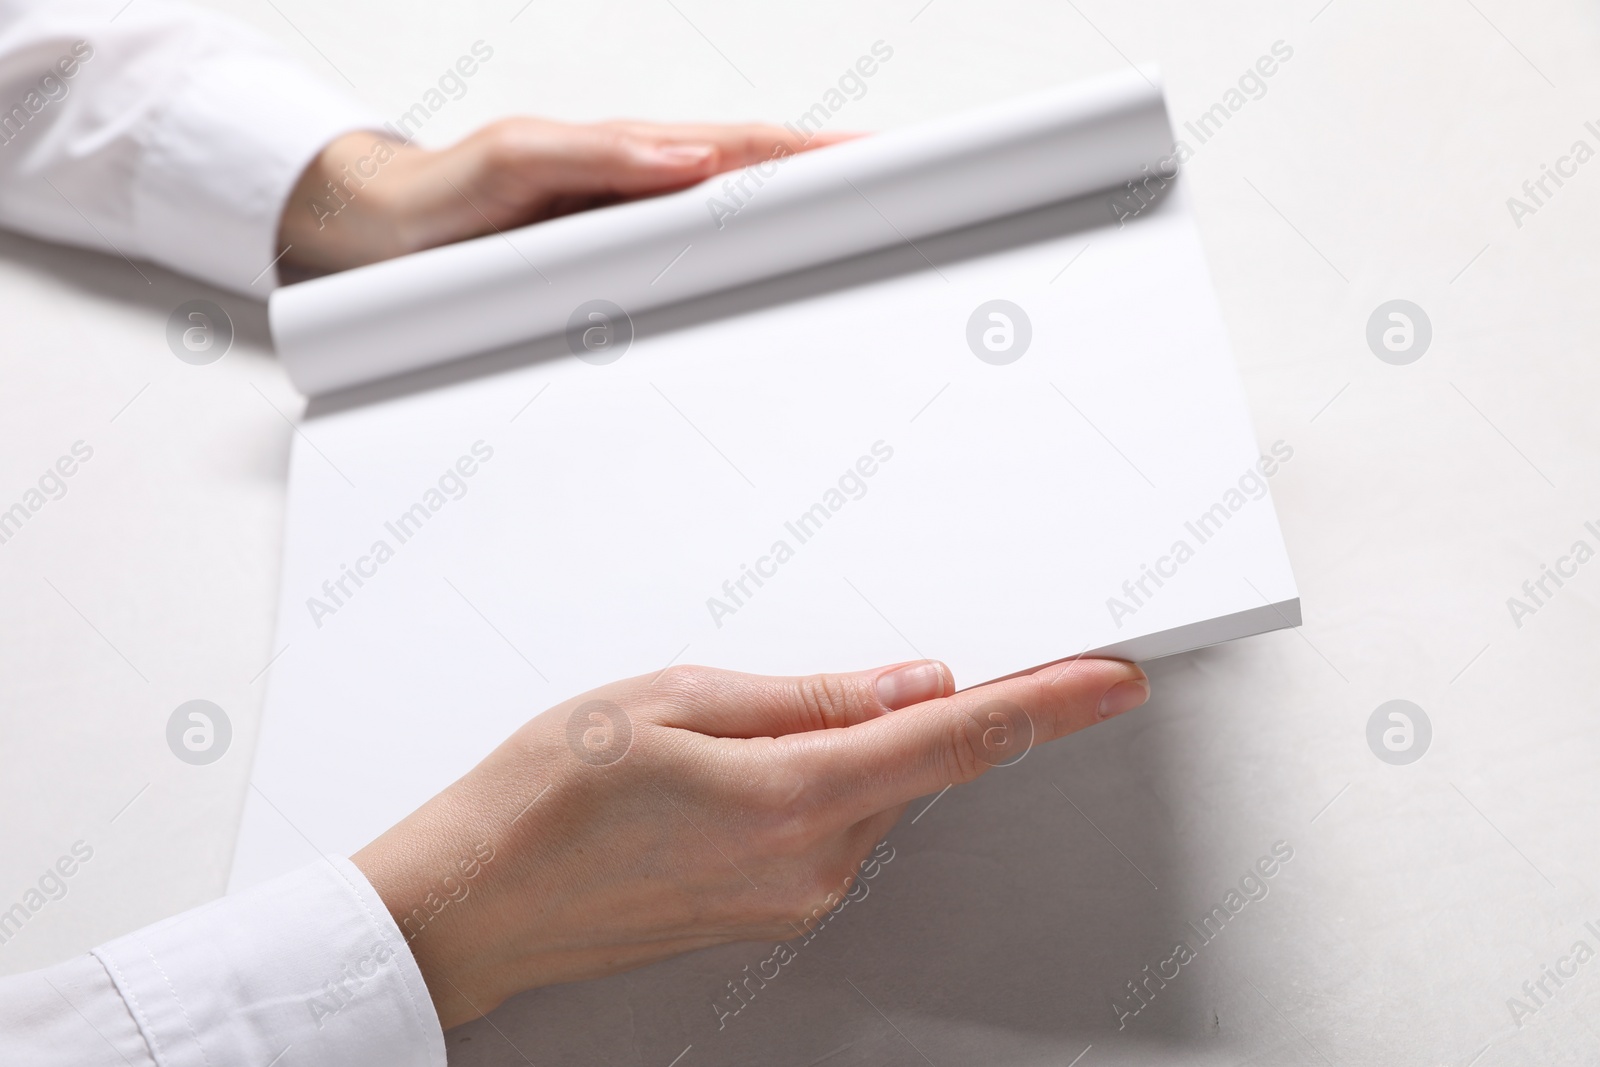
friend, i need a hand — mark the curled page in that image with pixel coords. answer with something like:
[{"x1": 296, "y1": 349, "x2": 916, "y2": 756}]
[{"x1": 270, "y1": 68, "x2": 1174, "y2": 396}]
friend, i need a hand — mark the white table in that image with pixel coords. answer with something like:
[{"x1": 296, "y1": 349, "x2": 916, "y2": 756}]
[{"x1": 3, "y1": 1, "x2": 1597, "y2": 1064}]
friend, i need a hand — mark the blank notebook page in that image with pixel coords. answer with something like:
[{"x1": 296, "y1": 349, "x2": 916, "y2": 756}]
[{"x1": 232, "y1": 173, "x2": 1297, "y2": 894}]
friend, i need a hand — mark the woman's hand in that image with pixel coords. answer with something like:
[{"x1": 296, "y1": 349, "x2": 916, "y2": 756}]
[
  {"x1": 350, "y1": 656, "x2": 1150, "y2": 1029},
  {"x1": 277, "y1": 119, "x2": 852, "y2": 277}
]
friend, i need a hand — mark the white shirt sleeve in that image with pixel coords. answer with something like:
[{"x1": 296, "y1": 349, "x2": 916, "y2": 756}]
[
  {"x1": 0, "y1": 857, "x2": 448, "y2": 1067},
  {"x1": 0, "y1": 0, "x2": 381, "y2": 297}
]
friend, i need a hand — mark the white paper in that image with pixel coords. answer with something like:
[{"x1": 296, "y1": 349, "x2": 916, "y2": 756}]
[
  {"x1": 270, "y1": 69, "x2": 1175, "y2": 397},
  {"x1": 235, "y1": 72, "x2": 1299, "y2": 906}
]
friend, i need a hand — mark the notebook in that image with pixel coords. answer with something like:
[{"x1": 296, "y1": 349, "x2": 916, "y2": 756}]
[{"x1": 231, "y1": 68, "x2": 1298, "y2": 901}]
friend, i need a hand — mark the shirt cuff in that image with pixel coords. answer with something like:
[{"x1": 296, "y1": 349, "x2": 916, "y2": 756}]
[
  {"x1": 130, "y1": 41, "x2": 380, "y2": 298},
  {"x1": 92, "y1": 856, "x2": 445, "y2": 1067},
  {"x1": 0, "y1": 952, "x2": 155, "y2": 1066}
]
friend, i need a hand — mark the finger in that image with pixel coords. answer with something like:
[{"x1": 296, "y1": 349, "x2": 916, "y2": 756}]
[
  {"x1": 472, "y1": 119, "x2": 854, "y2": 206},
  {"x1": 602, "y1": 121, "x2": 863, "y2": 167},
  {"x1": 786, "y1": 657, "x2": 1150, "y2": 822},
  {"x1": 467, "y1": 120, "x2": 728, "y2": 199},
  {"x1": 643, "y1": 660, "x2": 953, "y2": 738},
  {"x1": 444, "y1": 118, "x2": 863, "y2": 236}
]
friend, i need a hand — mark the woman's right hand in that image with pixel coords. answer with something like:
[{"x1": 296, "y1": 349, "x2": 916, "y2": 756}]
[{"x1": 351, "y1": 655, "x2": 1150, "y2": 1029}]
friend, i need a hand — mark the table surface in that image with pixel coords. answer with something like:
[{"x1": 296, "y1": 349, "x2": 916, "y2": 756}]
[{"x1": 3, "y1": 1, "x2": 1599, "y2": 1064}]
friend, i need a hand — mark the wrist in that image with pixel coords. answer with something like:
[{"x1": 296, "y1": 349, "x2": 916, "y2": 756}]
[
  {"x1": 277, "y1": 131, "x2": 435, "y2": 277},
  {"x1": 350, "y1": 757, "x2": 562, "y2": 1030}
]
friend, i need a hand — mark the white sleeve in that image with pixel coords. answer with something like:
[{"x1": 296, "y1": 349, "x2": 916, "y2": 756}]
[
  {"x1": 0, "y1": 857, "x2": 447, "y2": 1067},
  {"x1": 0, "y1": 0, "x2": 381, "y2": 297}
]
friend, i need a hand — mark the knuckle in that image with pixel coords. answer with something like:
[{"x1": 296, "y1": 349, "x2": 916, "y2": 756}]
[
  {"x1": 477, "y1": 120, "x2": 532, "y2": 165},
  {"x1": 946, "y1": 704, "x2": 992, "y2": 784},
  {"x1": 939, "y1": 698, "x2": 1035, "y2": 780},
  {"x1": 794, "y1": 673, "x2": 857, "y2": 732},
  {"x1": 748, "y1": 766, "x2": 822, "y2": 856},
  {"x1": 589, "y1": 127, "x2": 640, "y2": 163},
  {"x1": 649, "y1": 663, "x2": 712, "y2": 703}
]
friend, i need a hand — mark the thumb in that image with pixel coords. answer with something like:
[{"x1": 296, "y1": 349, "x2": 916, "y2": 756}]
[{"x1": 646, "y1": 660, "x2": 954, "y2": 739}]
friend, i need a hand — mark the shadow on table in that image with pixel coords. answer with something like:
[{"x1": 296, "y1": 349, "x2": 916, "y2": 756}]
[{"x1": 0, "y1": 228, "x2": 274, "y2": 355}]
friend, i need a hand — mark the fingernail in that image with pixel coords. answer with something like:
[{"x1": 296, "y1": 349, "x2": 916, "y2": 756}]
[
  {"x1": 645, "y1": 143, "x2": 716, "y2": 165},
  {"x1": 876, "y1": 661, "x2": 949, "y2": 711},
  {"x1": 1098, "y1": 679, "x2": 1150, "y2": 719}
]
